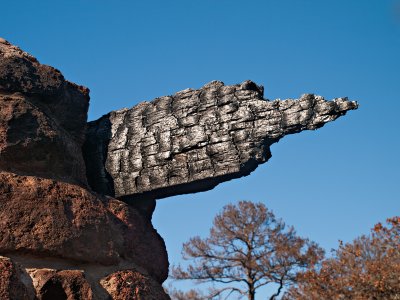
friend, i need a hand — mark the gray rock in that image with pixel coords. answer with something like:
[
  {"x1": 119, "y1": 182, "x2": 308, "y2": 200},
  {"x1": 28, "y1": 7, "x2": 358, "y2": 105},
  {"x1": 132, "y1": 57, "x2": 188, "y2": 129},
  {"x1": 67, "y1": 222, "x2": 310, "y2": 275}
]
[{"x1": 84, "y1": 80, "x2": 358, "y2": 201}]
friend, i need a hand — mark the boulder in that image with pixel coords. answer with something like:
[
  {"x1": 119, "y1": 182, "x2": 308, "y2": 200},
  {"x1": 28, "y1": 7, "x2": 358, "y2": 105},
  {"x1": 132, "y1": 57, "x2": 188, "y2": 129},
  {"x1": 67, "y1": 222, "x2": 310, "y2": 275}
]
[
  {"x1": 100, "y1": 270, "x2": 170, "y2": 300},
  {"x1": 0, "y1": 256, "x2": 170, "y2": 300},
  {"x1": 0, "y1": 256, "x2": 33, "y2": 300},
  {"x1": 0, "y1": 172, "x2": 168, "y2": 283},
  {"x1": 0, "y1": 38, "x2": 89, "y2": 185},
  {"x1": 30, "y1": 269, "x2": 93, "y2": 300}
]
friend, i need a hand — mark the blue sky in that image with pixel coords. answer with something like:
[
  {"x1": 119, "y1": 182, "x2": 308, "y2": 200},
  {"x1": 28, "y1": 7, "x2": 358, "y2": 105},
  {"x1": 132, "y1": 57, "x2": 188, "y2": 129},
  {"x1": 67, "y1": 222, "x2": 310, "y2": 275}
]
[{"x1": 2, "y1": 0, "x2": 400, "y2": 298}]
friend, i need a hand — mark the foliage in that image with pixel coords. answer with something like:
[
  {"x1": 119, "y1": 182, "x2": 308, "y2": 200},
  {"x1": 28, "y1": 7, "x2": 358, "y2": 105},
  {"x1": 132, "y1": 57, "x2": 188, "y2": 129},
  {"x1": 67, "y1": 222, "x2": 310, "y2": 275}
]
[
  {"x1": 285, "y1": 217, "x2": 400, "y2": 300},
  {"x1": 171, "y1": 201, "x2": 323, "y2": 300},
  {"x1": 165, "y1": 285, "x2": 206, "y2": 300}
]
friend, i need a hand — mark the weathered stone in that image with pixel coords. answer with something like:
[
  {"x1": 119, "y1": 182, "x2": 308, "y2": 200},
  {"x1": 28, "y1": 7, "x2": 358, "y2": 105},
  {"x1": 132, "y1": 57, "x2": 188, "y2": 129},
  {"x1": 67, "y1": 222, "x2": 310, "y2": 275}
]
[
  {"x1": 31, "y1": 269, "x2": 93, "y2": 300},
  {"x1": 0, "y1": 39, "x2": 170, "y2": 299},
  {"x1": 0, "y1": 38, "x2": 89, "y2": 185},
  {"x1": 0, "y1": 256, "x2": 33, "y2": 300},
  {"x1": 100, "y1": 270, "x2": 170, "y2": 300},
  {"x1": 0, "y1": 172, "x2": 168, "y2": 283},
  {"x1": 0, "y1": 255, "x2": 170, "y2": 300},
  {"x1": 84, "y1": 80, "x2": 358, "y2": 201}
]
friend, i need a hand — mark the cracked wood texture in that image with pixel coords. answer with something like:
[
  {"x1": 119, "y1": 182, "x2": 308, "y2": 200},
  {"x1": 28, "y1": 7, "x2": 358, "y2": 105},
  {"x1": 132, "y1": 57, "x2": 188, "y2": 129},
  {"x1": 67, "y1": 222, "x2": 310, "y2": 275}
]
[{"x1": 84, "y1": 80, "x2": 358, "y2": 201}]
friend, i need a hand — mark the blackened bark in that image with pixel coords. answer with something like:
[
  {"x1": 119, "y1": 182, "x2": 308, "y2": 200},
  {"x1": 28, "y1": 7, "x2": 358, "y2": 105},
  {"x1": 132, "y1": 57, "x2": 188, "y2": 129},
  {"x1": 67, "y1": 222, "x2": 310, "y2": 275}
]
[{"x1": 84, "y1": 80, "x2": 358, "y2": 201}]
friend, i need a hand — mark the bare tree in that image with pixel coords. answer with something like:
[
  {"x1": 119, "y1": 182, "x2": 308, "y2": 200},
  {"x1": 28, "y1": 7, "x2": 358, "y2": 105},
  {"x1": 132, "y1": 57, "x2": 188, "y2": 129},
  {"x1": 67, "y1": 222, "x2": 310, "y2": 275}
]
[{"x1": 171, "y1": 201, "x2": 323, "y2": 300}]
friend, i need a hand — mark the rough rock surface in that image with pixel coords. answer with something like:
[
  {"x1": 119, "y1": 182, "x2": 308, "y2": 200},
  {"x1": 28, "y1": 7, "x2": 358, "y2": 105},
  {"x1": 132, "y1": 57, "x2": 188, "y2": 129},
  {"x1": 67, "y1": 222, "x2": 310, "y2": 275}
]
[
  {"x1": 30, "y1": 269, "x2": 93, "y2": 300},
  {"x1": 0, "y1": 38, "x2": 89, "y2": 185},
  {"x1": 0, "y1": 256, "x2": 32, "y2": 300},
  {"x1": 100, "y1": 270, "x2": 170, "y2": 300},
  {"x1": 0, "y1": 255, "x2": 171, "y2": 299},
  {"x1": 0, "y1": 38, "x2": 170, "y2": 299},
  {"x1": 0, "y1": 171, "x2": 168, "y2": 283},
  {"x1": 84, "y1": 80, "x2": 358, "y2": 201}
]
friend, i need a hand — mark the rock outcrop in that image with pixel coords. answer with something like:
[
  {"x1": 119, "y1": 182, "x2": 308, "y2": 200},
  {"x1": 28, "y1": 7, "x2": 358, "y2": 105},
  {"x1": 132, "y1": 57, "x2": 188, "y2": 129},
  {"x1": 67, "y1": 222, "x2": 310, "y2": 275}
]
[
  {"x1": 0, "y1": 38, "x2": 169, "y2": 299},
  {"x1": 0, "y1": 38, "x2": 89, "y2": 185},
  {"x1": 84, "y1": 80, "x2": 358, "y2": 202},
  {"x1": 0, "y1": 172, "x2": 168, "y2": 283},
  {"x1": 0, "y1": 37, "x2": 358, "y2": 299}
]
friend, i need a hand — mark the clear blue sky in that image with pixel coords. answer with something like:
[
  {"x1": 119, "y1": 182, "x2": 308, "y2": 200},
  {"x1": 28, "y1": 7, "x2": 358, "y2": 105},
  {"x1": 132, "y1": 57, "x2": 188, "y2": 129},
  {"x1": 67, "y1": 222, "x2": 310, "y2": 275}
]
[{"x1": 2, "y1": 0, "x2": 400, "y2": 298}]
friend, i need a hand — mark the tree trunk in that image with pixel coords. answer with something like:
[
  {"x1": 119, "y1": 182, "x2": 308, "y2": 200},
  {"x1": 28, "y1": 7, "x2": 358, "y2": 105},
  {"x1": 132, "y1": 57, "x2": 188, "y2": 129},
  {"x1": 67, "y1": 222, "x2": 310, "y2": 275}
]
[{"x1": 248, "y1": 286, "x2": 255, "y2": 300}]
